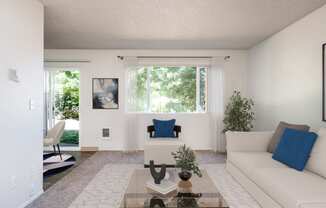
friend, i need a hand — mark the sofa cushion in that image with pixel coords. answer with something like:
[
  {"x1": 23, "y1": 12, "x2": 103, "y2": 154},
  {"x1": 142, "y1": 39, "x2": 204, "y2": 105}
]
[
  {"x1": 272, "y1": 128, "x2": 318, "y2": 171},
  {"x1": 228, "y1": 152, "x2": 287, "y2": 178},
  {"x1": 153, "y1": 119, "x2": 176, "y2": 138},
  {"x1": 306, "y1": 128, "x2": 326, "y2": 178},
  {"x1": 251, "y1": 168, "x2": 326, "y2": 208},
  {"x1": 267, "y1": 121, "x2": 310, "y2": 153}
]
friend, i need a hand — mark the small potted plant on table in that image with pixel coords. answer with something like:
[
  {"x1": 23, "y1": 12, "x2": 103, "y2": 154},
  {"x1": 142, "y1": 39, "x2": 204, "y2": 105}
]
[{"x1": 172, "y1": 145, "x2": 202, "y2": 181}]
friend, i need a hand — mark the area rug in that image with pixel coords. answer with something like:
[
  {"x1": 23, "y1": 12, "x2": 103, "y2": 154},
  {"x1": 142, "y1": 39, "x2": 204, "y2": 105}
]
[
  {"x1": 204, "y1": 164, "x2": 260, "y2": 208},
  {"x1": 43, "y1": 153, "x2": 76, "y2": 177},
  {"x1": 68, "y1": 164, "x2": 141, "y2": 208},
  {"x1": 68, "y1": 164, "x2": 260, "y2": 208}
]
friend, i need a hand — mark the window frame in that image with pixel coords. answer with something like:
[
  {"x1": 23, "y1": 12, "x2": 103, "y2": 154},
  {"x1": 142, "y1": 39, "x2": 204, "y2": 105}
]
[{"x1": 130, "y1": 65, "x2": 208, "y2": 114}]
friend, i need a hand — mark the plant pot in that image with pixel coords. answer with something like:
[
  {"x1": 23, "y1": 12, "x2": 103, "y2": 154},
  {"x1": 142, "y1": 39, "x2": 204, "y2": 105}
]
[{"x1": 178, "y1": 171, "x2": 192, "y2": 181}]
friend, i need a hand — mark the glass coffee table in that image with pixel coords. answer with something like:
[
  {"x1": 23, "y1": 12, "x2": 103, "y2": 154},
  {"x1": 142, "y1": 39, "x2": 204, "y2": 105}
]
[{"x1": 121, "y1": 168, "x2": 228, "y2": 208}]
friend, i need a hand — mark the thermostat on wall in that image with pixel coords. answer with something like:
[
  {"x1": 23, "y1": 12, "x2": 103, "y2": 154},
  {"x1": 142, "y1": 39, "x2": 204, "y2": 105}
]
[{"x1": 8, "y1": 69, "x2": 19, "y2": 83}]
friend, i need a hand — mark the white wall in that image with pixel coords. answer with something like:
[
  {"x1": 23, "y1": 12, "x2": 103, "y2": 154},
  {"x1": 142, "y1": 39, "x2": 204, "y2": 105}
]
[
  {"x1": 45, "y1": 49, "x2": 248, "y2": 151},
  {"x1": 0, "y1": 1, "x2": 44, "y2": 208},
  {"x1": 248, "y1": 5, "x2": 326, "y2": 131}
]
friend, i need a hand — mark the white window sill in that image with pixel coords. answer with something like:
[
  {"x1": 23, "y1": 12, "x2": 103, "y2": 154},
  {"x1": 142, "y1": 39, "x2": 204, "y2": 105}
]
[{"x1": 125, "y1": 112, "x2": 208, "y2": 115}]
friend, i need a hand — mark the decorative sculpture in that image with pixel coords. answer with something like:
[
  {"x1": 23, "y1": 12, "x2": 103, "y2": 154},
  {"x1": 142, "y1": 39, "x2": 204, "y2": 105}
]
[{"x1": 149, "y1": 160, "x2": 166, "y2": 184}]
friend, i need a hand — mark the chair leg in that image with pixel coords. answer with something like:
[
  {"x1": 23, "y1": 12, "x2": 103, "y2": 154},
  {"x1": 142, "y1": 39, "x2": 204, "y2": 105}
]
[
  {"x1": 53, "y1": 145, "x2": 56, "y2": 153},
  {"x1": 57, "y1": 144, "x2": 62, "y2": 160}
]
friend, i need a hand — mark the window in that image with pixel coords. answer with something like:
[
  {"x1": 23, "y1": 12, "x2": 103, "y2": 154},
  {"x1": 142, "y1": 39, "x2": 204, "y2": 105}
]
[{"x1": 128, "y1": 66, "x2": 207, "y2": 113}]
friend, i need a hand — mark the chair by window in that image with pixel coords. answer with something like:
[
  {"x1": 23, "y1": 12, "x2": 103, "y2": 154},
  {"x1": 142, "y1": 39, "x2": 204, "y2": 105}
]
[
  {"x1": 144, "y1": 124, "x2": 184, "y2": 167},
  {"x1": 147, "y1": 125, "x2": 181, "y2": 138}
]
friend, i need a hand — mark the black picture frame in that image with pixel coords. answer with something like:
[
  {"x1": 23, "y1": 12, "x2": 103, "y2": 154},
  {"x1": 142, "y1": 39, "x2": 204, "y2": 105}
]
[
  {"x1": 323, "y1": 44, "x2": 326, "y2": 121},
  {"x1": 92, "y1": 78, "x2": 119, "y2": 109}
]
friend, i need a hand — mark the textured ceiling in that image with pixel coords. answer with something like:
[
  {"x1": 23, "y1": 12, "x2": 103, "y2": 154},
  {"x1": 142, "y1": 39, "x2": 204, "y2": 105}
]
[{"x1": 43, "y1": 0, "x2": 326, "y2": 49}]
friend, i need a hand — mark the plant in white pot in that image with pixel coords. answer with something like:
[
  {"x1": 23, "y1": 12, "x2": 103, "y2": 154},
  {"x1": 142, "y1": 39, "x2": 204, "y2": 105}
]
[
  {"x1": 172, "y1": 145, "x2": 202, "y2": 181},
  {"x1": 223, "y1": 90, "x2": 255, "y2": 133}
]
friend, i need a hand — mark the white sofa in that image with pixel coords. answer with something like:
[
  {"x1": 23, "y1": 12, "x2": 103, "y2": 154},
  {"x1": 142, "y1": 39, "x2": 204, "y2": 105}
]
[{"x1": 226, "y1": 129, "x2": 326, "y2": 208}]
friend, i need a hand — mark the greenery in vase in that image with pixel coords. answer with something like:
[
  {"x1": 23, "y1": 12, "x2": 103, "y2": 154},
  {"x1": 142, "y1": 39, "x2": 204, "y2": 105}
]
[
  {"x1": 177, "y1": 198, "x2": 199, "y2": 208},
  {"x1": 171, "y1": 145, "x2": 202, "y2": 177},
  {"x1": 223, "y1": 90, "x2": 255, "y2": 133}
]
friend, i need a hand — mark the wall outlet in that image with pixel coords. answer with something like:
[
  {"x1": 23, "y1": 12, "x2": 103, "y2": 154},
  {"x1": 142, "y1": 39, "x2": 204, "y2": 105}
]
[
  {"x1": 102, "y1": 128, "x2": 110, "y2": 139},
  {"x1": 10, "y1": 176, "x2": 16, "y2": 190},
  {"x1": 29, "y1": 182, "x2": 36, "y2": 197}
]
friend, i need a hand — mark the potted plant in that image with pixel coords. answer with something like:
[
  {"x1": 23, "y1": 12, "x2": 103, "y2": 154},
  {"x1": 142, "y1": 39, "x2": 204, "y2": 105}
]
[
  {"x1": 223, "y1": 90, "x2": 255, "y2": 133},
  {"x1": 171, "y1": 145, "x2": 202, "y2": 181}
]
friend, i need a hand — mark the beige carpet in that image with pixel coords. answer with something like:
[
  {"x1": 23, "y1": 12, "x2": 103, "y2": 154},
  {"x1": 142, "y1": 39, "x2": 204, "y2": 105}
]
[
  {"x1": 67, "y1": 163, "x2": 259, "y2": 208},
  {"x1": 27, "y1": 151, "x2": 260, "y2": 208}
]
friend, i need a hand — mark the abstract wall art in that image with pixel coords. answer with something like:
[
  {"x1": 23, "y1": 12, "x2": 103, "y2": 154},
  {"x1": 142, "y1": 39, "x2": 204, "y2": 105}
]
[{"x1": 92, "y1": 78, "x2": 119, "y2": 109}]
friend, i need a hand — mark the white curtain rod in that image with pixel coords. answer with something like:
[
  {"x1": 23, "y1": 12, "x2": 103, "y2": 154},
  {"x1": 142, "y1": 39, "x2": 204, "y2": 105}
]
[
  {"x1": 44, "y1": 59, "x2": 91, "y2": 63},
  {"x1": 117, "y1": 55, "x2": 231, "y2": 61},
  {"x1": 136, "y1": 56, "x2": 213, "y2": 58}
]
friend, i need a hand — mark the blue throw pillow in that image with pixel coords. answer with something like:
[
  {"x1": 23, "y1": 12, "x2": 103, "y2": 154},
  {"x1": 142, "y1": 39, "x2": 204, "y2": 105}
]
[
  {"x1": 272, "y1": 128, "x2": 318, "y2": 171},
  {"x1": 153, "y1": 119, "x2": 176, "y2": 138}
]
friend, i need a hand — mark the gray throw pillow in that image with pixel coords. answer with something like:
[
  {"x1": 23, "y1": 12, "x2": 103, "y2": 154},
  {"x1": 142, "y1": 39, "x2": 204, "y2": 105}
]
[{"x1": 267, "y1": 121, "x2": 310, "y2": 153}]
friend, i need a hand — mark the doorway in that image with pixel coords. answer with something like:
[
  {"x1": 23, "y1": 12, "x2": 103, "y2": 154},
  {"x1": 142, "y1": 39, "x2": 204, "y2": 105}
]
[{"x1": 46, "y1": 69, "x2": 80, "y2": 148}]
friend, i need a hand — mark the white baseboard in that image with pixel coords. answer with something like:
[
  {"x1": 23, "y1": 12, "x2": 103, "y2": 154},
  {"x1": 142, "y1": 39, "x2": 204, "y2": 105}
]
[
  {"x1": 19, "y1": 189, "x2": 43, "y2": 208},
  {"x1": 44, "y1": 146, "x2": 80, "y2": 151},
  {"x1": 97, "y1": 148, "x2": 216, "y2": 151}
]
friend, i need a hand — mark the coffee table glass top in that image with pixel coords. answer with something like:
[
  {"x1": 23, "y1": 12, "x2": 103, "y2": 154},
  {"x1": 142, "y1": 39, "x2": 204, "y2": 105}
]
[{"x1": 121, "y1": 168, "x2": 228, "y2": 208}]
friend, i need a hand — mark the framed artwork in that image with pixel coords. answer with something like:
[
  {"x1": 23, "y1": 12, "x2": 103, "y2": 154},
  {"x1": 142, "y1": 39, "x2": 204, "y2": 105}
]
[
  {"x1": 92, "y1": 78, "x2": 119, "y2": 109},
  {"x1": 323, "y1": 44, "x2": 326, "y2": 121}
]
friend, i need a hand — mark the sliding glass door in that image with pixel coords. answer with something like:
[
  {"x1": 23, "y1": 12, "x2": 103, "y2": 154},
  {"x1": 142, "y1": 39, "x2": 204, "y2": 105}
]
[{"x1": 45, "y1": 69, "x2": 80, "y2": 147}]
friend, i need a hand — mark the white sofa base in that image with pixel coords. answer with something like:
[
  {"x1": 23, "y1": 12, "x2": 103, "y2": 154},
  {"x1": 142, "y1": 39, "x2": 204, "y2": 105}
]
[
  {"x1": 226, "y1": 131, "x2": 326, "y2": 208},
  {"x1": 226, "y1": 161, "x2": 281, "y2": 208}
]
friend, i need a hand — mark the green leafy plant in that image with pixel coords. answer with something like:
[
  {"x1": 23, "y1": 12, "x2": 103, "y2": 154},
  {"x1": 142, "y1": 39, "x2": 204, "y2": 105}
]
[
  {"x1": 60, "y1": 130, "x2": 79, "y2": 144},
  {"x1": 55, "y1": 71, "x2": 80, "y2": 120},
  {"x1": 171, "y1": 145, "x2": 202, "y2": 177},
  {"x1": 223, "y1": 91, "x2": 254, "y2": 133}
]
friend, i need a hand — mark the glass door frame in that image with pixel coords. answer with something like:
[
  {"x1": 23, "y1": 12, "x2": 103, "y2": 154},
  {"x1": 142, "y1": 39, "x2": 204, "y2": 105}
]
[{"x1": 44, "y1": 67, "x2": 81, "y2": 151}]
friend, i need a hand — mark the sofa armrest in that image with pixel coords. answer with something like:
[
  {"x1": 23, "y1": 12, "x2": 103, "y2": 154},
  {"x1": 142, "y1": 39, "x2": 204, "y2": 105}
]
[{"x1": 226, "y1": 131, "x2": 273, "y2": 152}]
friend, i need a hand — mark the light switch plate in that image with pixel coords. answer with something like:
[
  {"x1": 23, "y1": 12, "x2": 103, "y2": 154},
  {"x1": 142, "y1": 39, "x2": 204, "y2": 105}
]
[{"x1": 29, "y1": 98, "x2": 35, "y2": 110}]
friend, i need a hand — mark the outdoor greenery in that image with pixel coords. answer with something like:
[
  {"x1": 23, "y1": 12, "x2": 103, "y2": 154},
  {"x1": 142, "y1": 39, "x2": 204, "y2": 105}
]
[
  {"x1": 134, "y1": 66, "x2": 207, "y2": 113},
  {"x1": 60, "y1": 130, "x2": 79, "y2": 145},
  {"x1": 172, "y1": 145, "x2": 202, "y2": 177},
  {"x1": 223, "y1": 91, "x2": 255, "y2": 132},
  {"x1": 53, "y1": 71, "x2": 80, "y2": 145},
  {"x1": 55, "y1": 71, "x2": 80, "y2": 120}
]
